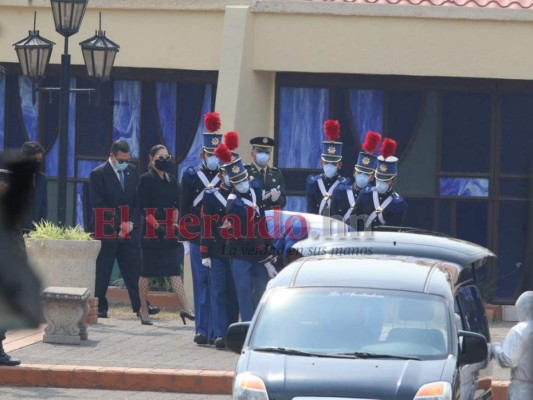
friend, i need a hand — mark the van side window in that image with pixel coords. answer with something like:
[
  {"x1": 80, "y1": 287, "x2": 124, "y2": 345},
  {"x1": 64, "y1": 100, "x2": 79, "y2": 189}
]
[{"x1": 456, "y1": 286, "x2": 491, "y2": 341}]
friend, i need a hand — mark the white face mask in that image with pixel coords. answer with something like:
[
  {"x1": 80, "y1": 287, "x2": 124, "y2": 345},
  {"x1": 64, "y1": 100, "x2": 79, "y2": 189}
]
[
  {"x1": 375, "y1": 180, "x2": 390, "y2": 194},
  {"x1": 115, "y1": 161, "x2": 128, "y2": 171},
  {"x1": 323, "y1": 164, "x2": 337, "y2": 179},
  {"x1": 206, "y1": 155, "x2": 220, "y2": 171},
  {"x1": 255, "y1": 152, "x2": 270, "y2": 166},
  {"x1": 223, "y1": 175, "x2": 230, "y2": 186},
  {"x1": 235, "y1": 180, "x2": 250, "y2": 194},
  {"x1": 355, "y1": 173, "x2": 370, "y2": 189}
]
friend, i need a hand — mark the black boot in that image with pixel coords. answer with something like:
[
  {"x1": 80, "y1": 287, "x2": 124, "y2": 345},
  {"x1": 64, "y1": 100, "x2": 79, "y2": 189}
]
[{"x1": 0, "y1": 345, "x2": 21, "y2": 366}]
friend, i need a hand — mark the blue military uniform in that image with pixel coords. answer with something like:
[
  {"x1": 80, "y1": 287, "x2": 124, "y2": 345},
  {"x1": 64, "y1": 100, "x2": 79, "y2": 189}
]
[
  {"x1": 330, "y1": 132, "x2": 381, "y2": 225},
  {"x1": 222, "y1": 155, "x2": 275, "y2": 322},
  {"x1": 354, "y1": 186, "x2": 407, "y2": 229},
  {"x1": 330, "y1": 179, "x2": 359, "y2": 222},
  {"x1": 200, "y1": 183, "x2": 237, "y2": 347},
  {"x1": 354, "y1": 141, "x2": 407, "y2": 230},
  {"x1": 306, "y1": 120, "x2": 348, "y2": 216},
  {"x1": 307, "y1": 173, "x2": 350, "y2": 216},
  {"x1": 179, "y1": 127, "x2": 223, "y2": 345}
]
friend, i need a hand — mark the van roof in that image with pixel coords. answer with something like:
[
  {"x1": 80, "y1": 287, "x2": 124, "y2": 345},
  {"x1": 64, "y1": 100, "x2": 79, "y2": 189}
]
[
  {"x1": 289, "y1": 231, "x2": 496, "y2": 267},
  {"x1": 269, "y1": 255, "x2": 461, "y2": 298}
]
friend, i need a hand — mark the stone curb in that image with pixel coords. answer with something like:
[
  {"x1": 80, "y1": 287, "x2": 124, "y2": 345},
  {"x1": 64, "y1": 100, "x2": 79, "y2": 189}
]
[
  {"x1": 0, "y1": 364, "x2": 234, "y2": 394},
  {"x1": 491, "y1": 380, "x2": 510, "y2": 400},
  {"x1": 0, "y1": 363, "x2": 508, "y2": 397}
]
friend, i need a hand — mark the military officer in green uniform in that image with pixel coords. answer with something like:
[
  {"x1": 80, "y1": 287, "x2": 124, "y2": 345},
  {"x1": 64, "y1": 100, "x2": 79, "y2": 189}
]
[{"x1": 245, "y1": 137, "x2": 286, "y2": 211}]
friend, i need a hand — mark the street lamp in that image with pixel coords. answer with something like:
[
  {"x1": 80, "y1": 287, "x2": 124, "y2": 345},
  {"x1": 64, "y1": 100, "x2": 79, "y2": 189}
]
[
  {"x1": 79, "y1": 14, "x2": 120, "y2": 83},
  {"x1": 13, "y1": 1, "x2": 120, "y2": 226}
]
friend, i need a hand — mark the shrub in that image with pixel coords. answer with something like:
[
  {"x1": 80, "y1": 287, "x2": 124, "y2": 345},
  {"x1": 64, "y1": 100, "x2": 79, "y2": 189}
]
[{"x1": 25, "y1": 220, "x2": 92, "y2": 241}]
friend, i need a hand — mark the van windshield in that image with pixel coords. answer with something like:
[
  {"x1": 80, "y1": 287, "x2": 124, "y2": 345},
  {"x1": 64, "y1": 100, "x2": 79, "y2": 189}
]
[{"x1": 250, "y1": 288, "x2": 450, "y2": 360}]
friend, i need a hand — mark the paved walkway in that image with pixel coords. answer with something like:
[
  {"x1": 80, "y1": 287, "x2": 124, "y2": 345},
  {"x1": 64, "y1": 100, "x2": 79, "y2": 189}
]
[{"x1": 1, "y1": 315, "x2": 513, "y2": 394}]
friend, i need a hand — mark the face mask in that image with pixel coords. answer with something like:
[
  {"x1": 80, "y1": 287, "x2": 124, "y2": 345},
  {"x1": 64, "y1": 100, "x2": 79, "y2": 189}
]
[
  {"x1": 323, "y1": 164, "x2": 337, "y2": 179},
  {"x1": 115, "y1": 162, "x2": 128, "y2": 171},
  {"x1": 376, "y1": 180, "x2": 390, "y2": 194},
  {"x1": 355, "y1": 173, "x2": 370, "y2": 189},
  {"x1": 223, "y1": 175, "x2": 231, "y2": 186},
  {"x1": 235, "y1": 180, "x2": 250, "y2": 194},
  {"x1": 154, "y1": 159, "x2": 173, "y2": 172},
  {"x1": 206, "y1": 156, "x2": 220, "y2": 171},
  {"x1": 255, "y1": 153, "x2": 270, "y2": 166}
]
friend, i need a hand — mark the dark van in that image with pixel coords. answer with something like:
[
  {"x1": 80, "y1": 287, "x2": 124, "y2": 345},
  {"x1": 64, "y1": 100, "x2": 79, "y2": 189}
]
[{"x1": 227, "y1": 231, "x2": 495, "y2": 400}]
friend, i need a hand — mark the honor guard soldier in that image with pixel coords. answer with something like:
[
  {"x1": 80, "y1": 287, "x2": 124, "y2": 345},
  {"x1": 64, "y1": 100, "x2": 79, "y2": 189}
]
[
  {"x1": 245, "y1": 137, "x2": 286, "y2": 211},
  {"x1": 354, "y1": 138, "x2": 407, "y2": 230},
  {"x1": 331, "y1": 131, "x2": 381, "y2": 224},
  {"x1": 221, "y1": 148, "x2": 277, "y2": 322},
  {"x1": 199, "y1": 132, "x2": 239, "y2": 349},
  {"x1": 306, "y1": 120, "x2": 349, "y2": 216},
  {"x1": 180, "y1": 111, "x2": 223, "y2": 345}
]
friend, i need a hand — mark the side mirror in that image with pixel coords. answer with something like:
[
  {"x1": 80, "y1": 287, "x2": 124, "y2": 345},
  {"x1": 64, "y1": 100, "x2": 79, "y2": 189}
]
[
  {"x1": 226, "y1": 322, "x2": 250, "y2": 354},
  {"x1": 458, "y1": 330, "x2": 488, "y2": 366}
]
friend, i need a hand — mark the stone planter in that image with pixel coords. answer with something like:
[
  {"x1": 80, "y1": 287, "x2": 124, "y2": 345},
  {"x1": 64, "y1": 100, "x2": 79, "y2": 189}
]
[{"x1": 24, "y1": 238, "x2": 101, "y2": 297}]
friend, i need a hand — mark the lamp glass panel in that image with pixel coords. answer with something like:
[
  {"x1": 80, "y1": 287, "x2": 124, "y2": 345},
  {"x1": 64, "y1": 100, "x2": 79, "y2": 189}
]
[
  {"x1": 71, "y1": 3, "x2": 86, "y2": 31},
  {"x1": 81, "y1": 48, "x2": 94, "y2": 77},
  {"x1": 16, "y1": 48, "x2": 29, "y2": 76},
  {"x1": 104, "y1": 52, "x2": 117, "y2": 79},
  {"x1": 92, "y1": 50, "x2": 106, "y2": 78},
  {"x1": 38, "y1": 48, "x2": 51, "y2": 77},
  {"x1": 27, "y1": 48, "x2": 40, "y2": 78}
]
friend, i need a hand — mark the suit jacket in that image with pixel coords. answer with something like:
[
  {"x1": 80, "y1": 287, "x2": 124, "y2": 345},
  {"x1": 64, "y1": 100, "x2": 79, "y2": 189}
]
[
  {"x1": 89, "y1": 161, "x2": 141, "y2": 242},
  {"x1": 245, "y1": 163, "x2": 286, "y2": 211}
]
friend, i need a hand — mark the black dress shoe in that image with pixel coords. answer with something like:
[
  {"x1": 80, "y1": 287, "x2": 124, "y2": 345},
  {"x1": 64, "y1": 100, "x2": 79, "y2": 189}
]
[
  {"x1": 148, "y1": 305, "x2": 160, "y2": 315},
  {"x1": 193, "y1": 333, "x2": 208, "y2": 345},
  {"x1": 214, "y1": 337, "x2": 226, "y2": 349},
  {"x1": 0, "y1": 350, "x2": 21, "y2": 366},
  {"x1": 98, "y1": 311, "x2": 108, "y2": 318}
]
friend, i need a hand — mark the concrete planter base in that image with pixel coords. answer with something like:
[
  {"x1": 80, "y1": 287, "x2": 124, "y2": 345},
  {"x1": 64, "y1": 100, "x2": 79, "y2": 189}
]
[{"x1": 24, "y1": 238, "x2": 101, "y2": 297}]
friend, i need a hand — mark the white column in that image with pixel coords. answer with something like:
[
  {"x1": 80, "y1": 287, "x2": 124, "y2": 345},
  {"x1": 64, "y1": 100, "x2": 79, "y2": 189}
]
[{"x1": 215, "y1": 5, "x2": 275, "y2": 165}]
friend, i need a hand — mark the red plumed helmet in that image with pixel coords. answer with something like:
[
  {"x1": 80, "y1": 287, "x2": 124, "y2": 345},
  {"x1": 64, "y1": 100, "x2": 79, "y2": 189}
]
[
  {"x1": 215, "y1": 144, "x2": 232, "y2": 164},
  {"x1": 380, "y1": 138, "x2": 397, "y2": 159},
  {"x1": 224, "y1": 131, "x2": 239, "y2": 151},
  {"x1": 362, "y1": 131, "x2": 382, "y2": 154},
  {"x1": 204, "y1": 112, "x2": 221, "y2": 133},
  {"x1": 324, "y1": 120, "x2": 340, "y2": 141}
]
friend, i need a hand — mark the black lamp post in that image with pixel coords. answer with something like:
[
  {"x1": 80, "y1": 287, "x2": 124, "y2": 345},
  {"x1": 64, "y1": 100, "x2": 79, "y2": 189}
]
[{"x1": 13, "y1": 1, "x2": 119, "y2": 226}]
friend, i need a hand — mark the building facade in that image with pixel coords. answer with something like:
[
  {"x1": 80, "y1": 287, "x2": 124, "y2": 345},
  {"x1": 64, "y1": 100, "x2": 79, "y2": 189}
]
[{"x1": 0, "y1": 0, "x2": 531, "y2": 302}]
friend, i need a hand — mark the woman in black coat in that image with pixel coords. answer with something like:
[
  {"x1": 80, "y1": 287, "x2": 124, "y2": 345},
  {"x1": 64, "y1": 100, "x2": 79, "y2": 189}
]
[{"x1": 136, "y1": 145, "x2": 194, "y2": 325}]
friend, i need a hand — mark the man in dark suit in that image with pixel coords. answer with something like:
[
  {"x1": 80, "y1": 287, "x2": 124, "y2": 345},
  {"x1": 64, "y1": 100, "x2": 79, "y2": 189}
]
[
  {"x1": 89, "y1": 140, "x2": 159, "y2": 318},
  {"x1": 20, "y1": 141, "x2": 47, "y2": 232},
  {"x1": 245, "y1": 137, "x2": 286, "y2": 212}
]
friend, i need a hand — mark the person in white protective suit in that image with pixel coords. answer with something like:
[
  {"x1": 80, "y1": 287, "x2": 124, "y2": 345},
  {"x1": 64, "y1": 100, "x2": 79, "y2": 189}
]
[{"x1": 491, "y1": 291, "x2": 533, "y2": 400}]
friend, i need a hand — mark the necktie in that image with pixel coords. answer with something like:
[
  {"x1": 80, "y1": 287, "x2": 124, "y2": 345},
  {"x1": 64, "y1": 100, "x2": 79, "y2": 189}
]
[
  {"x1": 260, "y1": 169, "x2": 265, "y2": 184},
  {"x1": 118, "y1": 170, "x2": 125, "y2": 190}
]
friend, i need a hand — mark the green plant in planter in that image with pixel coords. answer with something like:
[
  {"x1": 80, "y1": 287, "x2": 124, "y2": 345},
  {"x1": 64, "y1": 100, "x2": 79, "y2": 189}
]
[{"x1": 25, "y1": 220, "x2": 92, "y2": 241}]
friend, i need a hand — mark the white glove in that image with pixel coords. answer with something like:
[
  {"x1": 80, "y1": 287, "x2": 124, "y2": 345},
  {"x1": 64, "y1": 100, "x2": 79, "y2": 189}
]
[
  {"x1": 489, "y1": 342, "x2": 501, "y2": 360},
  {"x1": 201, "y1": 258, "x2": 211, "y2": 268},
  {"x1": 262, "y1": 190, "x2": 271, "y2": 200},
  {"x1": 270, "y1": 188, "x2": 281, "y2": 202},
  {"x1": 264, "y1": 262, "x2": 278, "y2": 279},
  {"x1": 183, "y1": 241, "x2": 190, "y2": 255}
]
